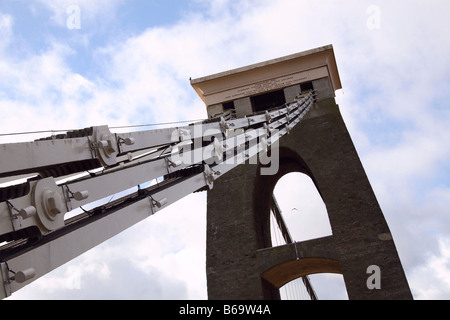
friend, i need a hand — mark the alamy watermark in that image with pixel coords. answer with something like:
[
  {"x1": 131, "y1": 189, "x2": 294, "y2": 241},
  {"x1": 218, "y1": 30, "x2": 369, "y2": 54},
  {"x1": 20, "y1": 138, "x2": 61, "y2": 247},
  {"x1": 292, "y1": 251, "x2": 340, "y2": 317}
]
[
  {"x1": 169, "y1": 124, "x2": 280, "y2": 176},
  {"x1": 366, "y1": 5, "x2": 381, "y2": 30},
  {"x1": 66, "y1": 5, "x2": 81, "y2": 30},
  {"x1": 366, "y1": 265, "x2": 381, "y2": 290}
]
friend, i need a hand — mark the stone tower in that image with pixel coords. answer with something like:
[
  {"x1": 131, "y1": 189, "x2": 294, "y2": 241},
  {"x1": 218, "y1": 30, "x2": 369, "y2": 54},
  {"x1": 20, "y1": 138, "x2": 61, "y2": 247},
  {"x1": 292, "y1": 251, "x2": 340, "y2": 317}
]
[{"x1": 190, "y1": 45, "x2": 412, "y2": 300}]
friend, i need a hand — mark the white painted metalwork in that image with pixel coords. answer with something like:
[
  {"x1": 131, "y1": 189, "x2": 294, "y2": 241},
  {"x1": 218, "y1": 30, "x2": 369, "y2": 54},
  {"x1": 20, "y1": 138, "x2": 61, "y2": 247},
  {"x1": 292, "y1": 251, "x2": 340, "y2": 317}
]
[{"x1": 0, "y1": 91, "x2": 315, "y2": 299}]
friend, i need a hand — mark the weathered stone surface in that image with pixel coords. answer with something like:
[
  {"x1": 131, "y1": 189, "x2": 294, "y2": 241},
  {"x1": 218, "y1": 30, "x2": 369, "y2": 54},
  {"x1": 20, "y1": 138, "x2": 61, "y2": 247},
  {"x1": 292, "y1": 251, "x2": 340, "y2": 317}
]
[{"x1": 206, "y1": 98, "x2": 413, "y2": 300}]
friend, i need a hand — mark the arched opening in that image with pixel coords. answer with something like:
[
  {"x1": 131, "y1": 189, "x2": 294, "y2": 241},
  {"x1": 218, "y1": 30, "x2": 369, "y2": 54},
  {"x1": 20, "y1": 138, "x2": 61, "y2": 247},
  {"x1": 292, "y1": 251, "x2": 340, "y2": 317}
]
[
  {"x1": 254, "y1": 147, "x2": 350, "y2": 300},
  {"x1": 261, "y1": 257, "x2": 347, "y2": 300},
  {"x1": 272, "y1": 172, "x2": 331, "y2": 243},
  {"x1": 306, "y1": 274, "x2": 348, "y2": 300},
  {"x1": 279, "y1": 274, "x2": 348, "y2": 300},
  {"x1": 268, "y1": 172, "x2": 348, "y2": 300}
]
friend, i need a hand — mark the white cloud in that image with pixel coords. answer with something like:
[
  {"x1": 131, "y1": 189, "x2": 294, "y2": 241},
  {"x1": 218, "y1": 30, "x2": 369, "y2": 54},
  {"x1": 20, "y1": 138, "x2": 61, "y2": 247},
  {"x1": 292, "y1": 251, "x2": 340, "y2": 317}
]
[
  {"x1": 273, "y1": 173, "x2": 332, "y2": 243},
  {"x1": 0, "y1": 42, "x2": 99, "y2": 143},
  {"x1": 409, "y1": 236, "x2": 450, "y2": 299},
  {"x1": 0, "y1": 13, "x2": 13, "y2": 50}
]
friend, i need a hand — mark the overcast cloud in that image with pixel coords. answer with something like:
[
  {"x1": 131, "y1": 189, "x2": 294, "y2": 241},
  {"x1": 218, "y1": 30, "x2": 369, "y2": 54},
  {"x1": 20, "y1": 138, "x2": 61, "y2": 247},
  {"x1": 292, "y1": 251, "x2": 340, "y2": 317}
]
[{"x1": 1, "y1": 0, "x2": 450, "y2": 300}]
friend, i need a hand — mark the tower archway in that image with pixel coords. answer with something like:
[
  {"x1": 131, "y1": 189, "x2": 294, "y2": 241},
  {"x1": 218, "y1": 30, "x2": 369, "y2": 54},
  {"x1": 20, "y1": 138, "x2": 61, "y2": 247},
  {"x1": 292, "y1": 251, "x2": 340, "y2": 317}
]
[
  {"x1": 255, "y1": 147, "x2": 344, "y2": 300},
  {"x1": 269, "y1": 171, "x2": 345, "y2": 299},
  {"x1": 271, "y1": 172, "x2": 331, "y2": 245}
]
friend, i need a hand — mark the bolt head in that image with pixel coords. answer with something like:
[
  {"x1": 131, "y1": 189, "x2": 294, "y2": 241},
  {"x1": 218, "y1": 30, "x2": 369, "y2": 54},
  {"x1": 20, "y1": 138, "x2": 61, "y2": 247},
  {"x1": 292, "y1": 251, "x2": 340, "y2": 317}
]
[{"x1": 43, "y1": 189, "x2": 63, "y2": 217}]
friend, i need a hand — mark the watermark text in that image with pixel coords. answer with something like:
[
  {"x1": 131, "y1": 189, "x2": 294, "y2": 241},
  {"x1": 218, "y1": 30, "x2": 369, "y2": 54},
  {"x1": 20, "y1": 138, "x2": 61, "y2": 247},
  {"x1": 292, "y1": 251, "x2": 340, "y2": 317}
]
[
  {"x1": 366, "y1": 265, "x2": 381, "y2": 289},
  {"x1": 66, "y1": 5, "x2": 81, "y2": 30},
  {"x1": 366, "y1": 5, "x2": 381, "y2": 30}
]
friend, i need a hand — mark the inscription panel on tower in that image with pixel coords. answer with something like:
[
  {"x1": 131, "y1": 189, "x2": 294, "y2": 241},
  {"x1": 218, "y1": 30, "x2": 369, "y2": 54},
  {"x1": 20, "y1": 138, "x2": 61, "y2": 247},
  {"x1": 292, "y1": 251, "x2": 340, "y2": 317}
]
[{"x1": 203, "y1": 66, "x2": 328, "y2": 106}]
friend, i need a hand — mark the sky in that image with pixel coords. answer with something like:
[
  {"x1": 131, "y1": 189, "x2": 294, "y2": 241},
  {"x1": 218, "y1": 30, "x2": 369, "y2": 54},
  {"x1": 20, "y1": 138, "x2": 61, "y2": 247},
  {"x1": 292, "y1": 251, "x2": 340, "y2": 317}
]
[{"x1": 1, "y1": 0, "x2": 450, "y2": 300}]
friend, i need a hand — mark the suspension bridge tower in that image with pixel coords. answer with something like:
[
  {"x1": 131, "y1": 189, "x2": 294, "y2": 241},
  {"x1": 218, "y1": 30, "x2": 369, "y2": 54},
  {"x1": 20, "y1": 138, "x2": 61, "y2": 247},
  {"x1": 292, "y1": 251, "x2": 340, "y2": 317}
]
[{"x1": 191, "y1": 45, "x2": 413, "y2": 300}]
